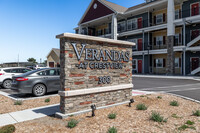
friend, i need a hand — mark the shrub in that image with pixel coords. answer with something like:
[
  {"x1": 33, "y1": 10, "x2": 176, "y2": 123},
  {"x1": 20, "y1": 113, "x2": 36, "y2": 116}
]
[
  {"x1": 171, "y1": 114, "x2": 182, "y2": 119},
  {"x1": 0, "y1": 125, "x2": 15, "y2": 133},
  {"x1": 108, "y1": 113, "x2": 116, "y2": 119},
  {"x1": 107, "y1": 126, "x2": 117, "y2": 133},
  {"x1": 193, "y1": 110, "x2": 200, "y2": 116},
  {"x1": 136, "y1": 104, "x2": 147, "y2": 110},
  {"x1": 14, "y1": 100, "x2": 22, "y2": 105},
  {"x1": 170, "y1": 100, "x2": 179, "y2": 106},
  {"x1": 140, "y1": 95, "x2": 145, "y2": 97},
  {"x1": 150, "y1": 111, "x2": 167, "y2": 123},
  {"x1": 45, "y1": 98, "x2": 50, "y2": 103},
  {"x1": 178, "y1": 124, "x2": 196, "y2": 131},
  {"x1": 157, "y1": 96, "x2": 162, "y2": 99},
  {"x1": 186, "y1": 120, "x2": 195, "y2": 125},
  {"x1": 67, "y1": 119, "x2": 78, "y2": 128}
]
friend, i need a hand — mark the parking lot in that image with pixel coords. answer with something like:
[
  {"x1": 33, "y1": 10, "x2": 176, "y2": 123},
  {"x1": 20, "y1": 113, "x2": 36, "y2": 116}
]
[
  {"x1": 0, "y1": 86, "x2": 58, "y2": 100},
  {"x1": 133, "y1": 77, "x2": 200, "y2": 101}
]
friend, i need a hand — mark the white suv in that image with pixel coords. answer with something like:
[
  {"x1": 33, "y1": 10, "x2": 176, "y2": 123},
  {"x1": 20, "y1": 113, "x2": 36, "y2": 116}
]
[{"x1": 0, "y1": 67, "x2": 32, "y2": 89}]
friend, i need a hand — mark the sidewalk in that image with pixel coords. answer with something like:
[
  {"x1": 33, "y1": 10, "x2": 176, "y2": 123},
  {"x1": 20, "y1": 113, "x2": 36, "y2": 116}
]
[
  {"x1": 133, "y1": 74, "x2": 200, "y2": 81},
  {"x1": 0, "y1": 104, "x2": 59, "y2": 127}
]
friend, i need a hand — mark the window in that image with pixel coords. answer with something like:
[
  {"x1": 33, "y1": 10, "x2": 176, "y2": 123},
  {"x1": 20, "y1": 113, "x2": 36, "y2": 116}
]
[
  {"x1": 156, "y1": 14, "x2": 163, "y2": 24},
  {"x1": 156, "y1": 36, "x2": 163, "y2": 46},
  {"x1": 175, "y1": 58, "x2": 180, "y2": 68},
  {"x1": 97, "y1": 29, "x2": 102, "y2": 36},
  {"x1": 175, "y1": 10, "x2": 179, "y2": 19},
  {"x1": 21, "y1": 69, "x2": 32, "y2": 73},
  {"x1": 46, "y1": 69, "x2": 57, "y2": 76},
  {"x1": 175, "y1": 34, "x2": 181, "y2": 46},
  {"x1": 3, "y1": 69, "x2": 11, "y2": 73},
  {"x1": 132, "y1": 59, "x2": 137, "y2": 70},
  {"x1": 11, "y1": 69, "x2": 21, "y2": 73},
  {"x1": 118, "y1": 21, "x2": 126, "y2": 32},
  {"x1": 156, "y1": 58, "x2": 163, "y2": 68},
  {"x1": 128, "y1": 39, "x2": 137, "y2": 51},
  {"x1": 127, "y1": 20, "x2": 132, "y2": 30},
  {"x1": 37, "y1": 71, "x2": 46, "y2": 76},
  {"x1": 132, "y1": 19, "x2": 138, "y2": 30}
]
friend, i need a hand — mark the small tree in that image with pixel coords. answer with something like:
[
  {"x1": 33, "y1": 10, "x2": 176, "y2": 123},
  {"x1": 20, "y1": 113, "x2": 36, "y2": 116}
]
[{"x1": 27, "y1": 58, "x2": 37, "y2": 63}]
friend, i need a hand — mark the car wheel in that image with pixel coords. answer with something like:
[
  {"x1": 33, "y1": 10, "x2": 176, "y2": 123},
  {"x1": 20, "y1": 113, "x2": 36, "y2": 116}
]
[
  {"x1": 3, "y1": 79, "x2": 12, "y2": 89},
  {"x1": 33, "y1": 84, "x2": 46, "y2": 97}
]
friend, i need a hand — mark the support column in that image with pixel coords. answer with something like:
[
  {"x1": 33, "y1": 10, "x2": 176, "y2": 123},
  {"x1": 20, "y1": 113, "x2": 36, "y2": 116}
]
[
  {"x1": 142, "y1": 30, "x2": 145, "y2": 74},
  {"x1": 183, "y1": 18, "x2": 186, "y2": 76},
  {"x1": 166, "y1": 0, "x2": 175, "y2": 75},
  {"x1": 111, "y1": 14, "x2": 118, "y2": 40},
  {"x1": 78, "y1": 25, "x2": 82, "y2": 34}
]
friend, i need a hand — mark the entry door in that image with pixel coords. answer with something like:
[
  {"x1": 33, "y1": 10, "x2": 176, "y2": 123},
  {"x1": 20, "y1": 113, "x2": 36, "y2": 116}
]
[
  {"x1": 138, "y1": 39, "x2": 143, "y2": 51},
  {"x1": 191, "y1": 30, "x2": 200, "y2": 40},
  {"x1": 49, "y1": 62, "x2": 54, "y2": 68},
  {"x1": 138, "y1": 60, "x2": 142, "y2": 74},
  {"x1": 137, "y1": 18, "x2": 143, "y2": 29},
  {"x1": 191, "y1": 58, "x2": 199, "y2": 71},
  {"x1": 191, "y1": 3, "x2": 199, "y2": 16}
]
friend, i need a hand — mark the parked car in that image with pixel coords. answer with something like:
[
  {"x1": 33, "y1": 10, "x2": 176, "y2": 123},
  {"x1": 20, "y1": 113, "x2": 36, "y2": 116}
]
[
  {"x1": 33, "y1": 64, "x2": 48, "y2": 70},
  {"x1": 0, "y1": 67, "x2": 32, "y2": 89},
  {"x1": 11, "y1": 68, "x2": 61, "y2": 96}
]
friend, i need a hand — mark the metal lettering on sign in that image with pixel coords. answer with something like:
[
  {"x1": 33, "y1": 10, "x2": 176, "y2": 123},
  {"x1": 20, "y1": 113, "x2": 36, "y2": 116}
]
[{"x1": 71, "y1": 43, "x2": 130, "y2": 84}]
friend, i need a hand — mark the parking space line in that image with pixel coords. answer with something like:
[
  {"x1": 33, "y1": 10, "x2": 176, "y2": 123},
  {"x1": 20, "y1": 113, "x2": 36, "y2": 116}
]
[{"x1": 139, "y1": 83, "x2": 200, "y2": 91}]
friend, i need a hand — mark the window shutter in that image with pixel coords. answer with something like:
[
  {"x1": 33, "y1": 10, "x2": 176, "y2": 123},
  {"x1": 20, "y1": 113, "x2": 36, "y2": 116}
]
[
  {"x1": 154, "y1": 59, "x2": 156, "y2": 67},
  {"x1": 179, "y1": 34, "x2": 182, "y2": 44},
  {"x1": 179, "y1": 9, "x2": 181, "y2": 18},
  {"x1": 179, "y1": 58, "x2": 181, "y2": 67},
  {"x1": 154, "y1": 16, "x2": 156, "y2": 24},
  {"x1": 163, "y1": 59, "x2": 166, "y2": 67},
  {"x1": 163, "y1": 13, "x2": 166, "y2": 22},
  {"x1": 163, "y1": 36, "x2": 166, "y2": 45},
  {"x1": 154, "y1": 37, "x2": 156, "y2": 45}
]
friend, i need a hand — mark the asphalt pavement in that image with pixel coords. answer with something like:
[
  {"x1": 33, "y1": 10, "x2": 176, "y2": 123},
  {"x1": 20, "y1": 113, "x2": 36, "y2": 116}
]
[{"x1": 133, "y1": 77, "x2": 200, "y2": 101}]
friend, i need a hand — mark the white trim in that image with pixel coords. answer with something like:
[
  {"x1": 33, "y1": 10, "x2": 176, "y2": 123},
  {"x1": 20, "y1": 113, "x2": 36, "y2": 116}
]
[{"x1": 59, "y1": 84, "x2": 133, "y2": 97}]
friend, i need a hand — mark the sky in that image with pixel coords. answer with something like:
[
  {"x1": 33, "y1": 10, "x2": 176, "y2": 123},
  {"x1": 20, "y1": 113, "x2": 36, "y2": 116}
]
[{"x1": 0, "y1": 0, "x2": 144, "y2": 64}]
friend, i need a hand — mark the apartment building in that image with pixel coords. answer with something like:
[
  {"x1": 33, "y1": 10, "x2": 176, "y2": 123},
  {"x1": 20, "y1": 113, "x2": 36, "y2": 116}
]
[{"x1": 75, "y1": 0, "x2": 200, "y2": 75}]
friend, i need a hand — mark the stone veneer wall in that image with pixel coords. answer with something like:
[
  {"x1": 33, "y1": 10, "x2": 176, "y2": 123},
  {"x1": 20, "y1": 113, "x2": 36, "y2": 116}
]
[
  {"x1": 60, "y1": 88, "x2": 132, "y2": 114},
  {"x1": 58, "y1": 33, "x2": 133, "y2": 114}
]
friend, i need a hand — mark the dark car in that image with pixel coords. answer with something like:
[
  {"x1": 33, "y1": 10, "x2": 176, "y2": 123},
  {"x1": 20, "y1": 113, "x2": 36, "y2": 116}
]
[{"x1": 11, "y1": 68, "x2": 60, "y2": 96}]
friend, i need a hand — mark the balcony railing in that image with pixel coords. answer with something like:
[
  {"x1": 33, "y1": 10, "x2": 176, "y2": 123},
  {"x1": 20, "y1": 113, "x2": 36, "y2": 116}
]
[
  {"x1": 175, "y1": 7, "x2": 200, "y2": 19},
  {"x1": 117, "y1": 15, "x2": 167, "y2": 33}
]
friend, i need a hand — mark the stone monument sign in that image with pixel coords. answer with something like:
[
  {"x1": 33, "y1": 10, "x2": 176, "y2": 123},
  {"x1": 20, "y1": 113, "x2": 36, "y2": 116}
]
[{"x1": 56, "y1": 33, "x2": 134, "y2": 118}]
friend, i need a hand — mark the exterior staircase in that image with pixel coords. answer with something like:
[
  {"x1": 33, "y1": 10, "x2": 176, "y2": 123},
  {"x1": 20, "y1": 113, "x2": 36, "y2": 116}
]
[
  {"x1": 187, "y1": 35, "x2": 200, "y2": 47},
  {"x1": 191, "y1": 67, "x2": 200, "y2": 75}
]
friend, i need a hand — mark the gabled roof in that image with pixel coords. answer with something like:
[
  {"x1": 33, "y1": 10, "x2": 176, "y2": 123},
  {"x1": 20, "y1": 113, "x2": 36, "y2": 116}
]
[
  {"x1": 100, "y1": 0, "x2": 127, "y2": 13},
  {"x1": 78, "y1": 0, "x2": 127, "y2": 25},
  {"x1": 47, "y1": 48, "x2": 60, "y2": 58}
]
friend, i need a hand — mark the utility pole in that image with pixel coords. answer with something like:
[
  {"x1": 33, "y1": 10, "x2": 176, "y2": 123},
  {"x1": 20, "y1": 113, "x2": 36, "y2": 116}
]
[{"x1": 18, "y1": 54, "x2": 19, "y2": 67}]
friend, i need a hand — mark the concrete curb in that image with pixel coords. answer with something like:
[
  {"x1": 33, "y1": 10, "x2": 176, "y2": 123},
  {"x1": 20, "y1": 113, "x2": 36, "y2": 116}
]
[
  {"x1": 133, "y1": 74, "x2": 200, "y2": 81},
  {"x1": 0, "y1": 91, "x2": 58, "y2": 101},
  {"x1": 0, "y1": 104, "x2": 59, "y2": 127}
]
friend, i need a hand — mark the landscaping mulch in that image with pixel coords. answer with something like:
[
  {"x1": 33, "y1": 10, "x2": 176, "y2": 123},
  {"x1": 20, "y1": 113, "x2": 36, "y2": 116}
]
[
  {"x1": 12, "y1": 94, "x2": 200, "y2": 133},
  {"x1": 0, "y1": 95, "x2": 60, "y2": 114}
]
